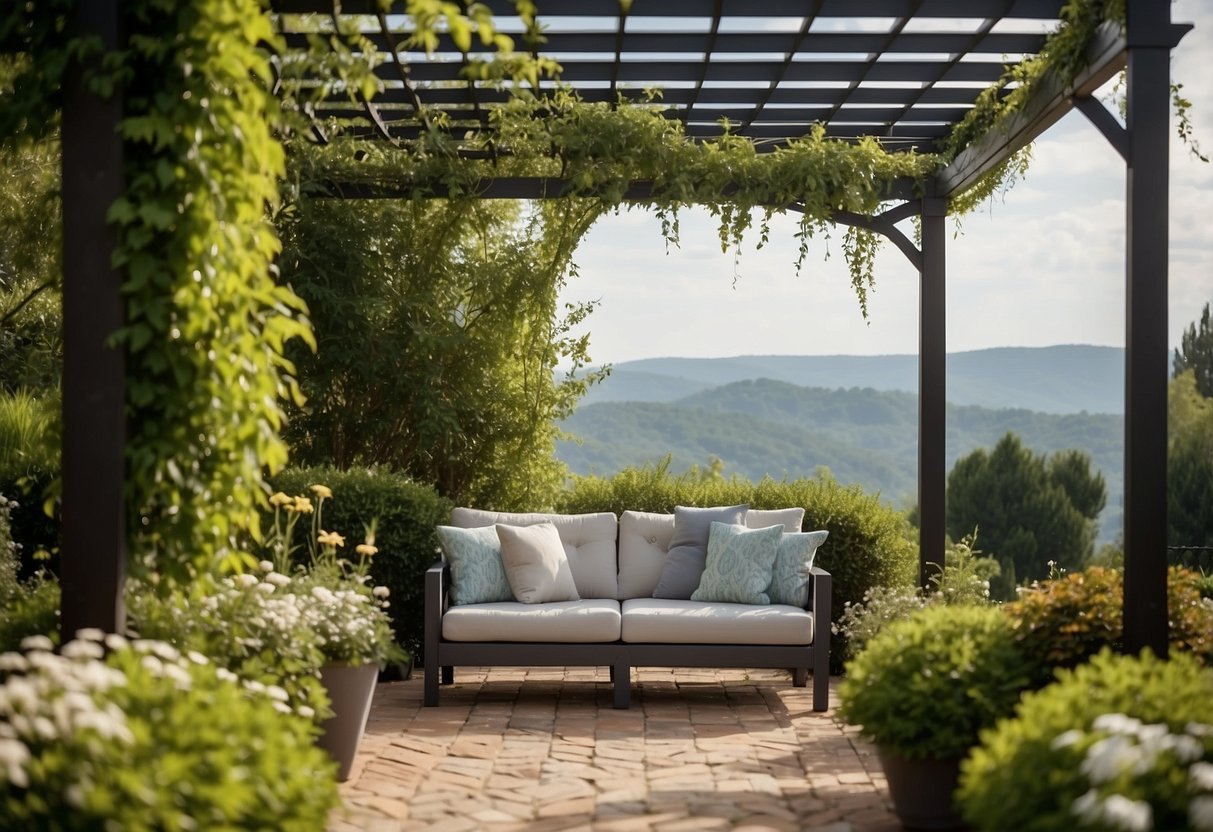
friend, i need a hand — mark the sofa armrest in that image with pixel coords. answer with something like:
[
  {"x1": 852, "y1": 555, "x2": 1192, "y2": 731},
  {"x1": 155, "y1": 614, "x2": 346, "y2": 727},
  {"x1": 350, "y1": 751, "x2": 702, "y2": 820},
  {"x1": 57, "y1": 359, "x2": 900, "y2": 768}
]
[
  {"x1": 425, "y1": 560, "x2": 448, "y2": 653},
  {"x1": 808, "y1": 566, "x2": 832, "y2": 633}
]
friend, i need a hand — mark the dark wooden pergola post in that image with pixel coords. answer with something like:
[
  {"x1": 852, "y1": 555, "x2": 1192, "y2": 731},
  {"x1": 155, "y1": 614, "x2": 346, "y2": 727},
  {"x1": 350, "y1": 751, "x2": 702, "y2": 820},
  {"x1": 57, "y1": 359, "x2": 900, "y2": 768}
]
[
  {"x1": 59, "y1": 0, "x2": 127, "y2": 638},
  {"x1": 918, "y1": 197, "x2": 948, "y2": 585},
  {"x1": 1122, "y1": 0, "x2": 1175, "y2": 656}
]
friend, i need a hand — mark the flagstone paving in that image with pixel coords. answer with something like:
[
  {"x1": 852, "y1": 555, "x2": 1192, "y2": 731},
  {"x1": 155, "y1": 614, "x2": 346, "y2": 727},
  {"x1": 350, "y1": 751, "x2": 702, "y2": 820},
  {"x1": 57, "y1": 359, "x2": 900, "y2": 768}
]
[{"x1": 330, "y1": 667, "x2": 898, "y2": 831}]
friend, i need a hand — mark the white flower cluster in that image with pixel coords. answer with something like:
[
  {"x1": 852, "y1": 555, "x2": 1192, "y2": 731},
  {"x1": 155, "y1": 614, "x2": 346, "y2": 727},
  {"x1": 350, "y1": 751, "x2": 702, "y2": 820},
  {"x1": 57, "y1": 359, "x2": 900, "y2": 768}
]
[
  {"x1": 0, "y1": 631, "x2": 220, "y2": 795},
  {"x1": 832, "y1": 585, "x2": 928, "y2": 656},
  {"x1": 1053, "y1": 713, "x2": 1213, "y2": 832}
]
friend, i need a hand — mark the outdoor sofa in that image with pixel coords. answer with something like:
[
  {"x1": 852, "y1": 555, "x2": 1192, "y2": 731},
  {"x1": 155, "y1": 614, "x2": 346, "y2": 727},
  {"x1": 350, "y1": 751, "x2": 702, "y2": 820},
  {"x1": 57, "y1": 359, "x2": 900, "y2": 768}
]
[{"x1": 424, "y1": 506, "x2": 832, "y2": 711}]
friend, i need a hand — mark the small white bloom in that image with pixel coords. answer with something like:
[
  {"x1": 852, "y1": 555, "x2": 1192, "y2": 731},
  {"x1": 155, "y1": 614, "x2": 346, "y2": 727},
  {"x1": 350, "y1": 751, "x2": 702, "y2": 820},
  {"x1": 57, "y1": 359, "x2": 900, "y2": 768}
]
[
  {"x1": 103, "y1": 633, "x2": 129, "y2": 651},
  {"x1": 265, "y1": 572, "x2": 291, "y2": 588},
  {"x1": 64, "y1": 783, "x2": 86, "y2": 809},
  {"x1": 297, "y1": 705, "x2": 315, "y2": 720},
  {"x1": 1082, "y1": 735, "x2": 1139, "y2": 785},
  {"x1": 235, "y1": 573, "x2": 258, "y2": 588},
  {"x1": 259, "y1": 560, "x2": 274, "y2": 572},
  {"x1": 74, "y1": 628, "x2": 106, "y2": 643},
  {"x1": 0, "y1": 653, "x2": 29, "y2": 673},
  {"x1": 1101, "y1": 794, "x2": 1152, "y2": 832},
  {"x1": 61, "y1": 640, "x2": 105, "y2": 661},
  {"x1": 373, "y1": 586, "x2": 390, "y2": 599},
  {"x1": 186, "y1": 650, "x2": 210, "y2": 666},
  {"x1": 1191, "y1": 761, "x2": 1213, "y2": 791},
  {"x1": 19, "y1": 635, "x2": 54, "y2": 652},
  {"x1": 1094, "y1": 713, "x2": 1143, "y2": 737},
  {"x1": 1053, "y1": 729, "x2": 1083, "y2": 749},
  {"x1": 265, "y1": 685, "x2": 289, "y2": 703}
]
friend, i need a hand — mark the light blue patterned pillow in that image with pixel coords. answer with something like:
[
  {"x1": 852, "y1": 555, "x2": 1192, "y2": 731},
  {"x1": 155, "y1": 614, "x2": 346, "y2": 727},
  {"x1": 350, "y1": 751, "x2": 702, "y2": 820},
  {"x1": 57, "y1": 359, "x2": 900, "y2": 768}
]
[
  {"x1": 435, "y1": 525, "x2": 514, "y2": 606},
  {"x1": 691, "y1": 522, "x2": 782, "y2": 605},
  {"x1": 767, "y1": 530, "x2": 829, "y2": 607}
]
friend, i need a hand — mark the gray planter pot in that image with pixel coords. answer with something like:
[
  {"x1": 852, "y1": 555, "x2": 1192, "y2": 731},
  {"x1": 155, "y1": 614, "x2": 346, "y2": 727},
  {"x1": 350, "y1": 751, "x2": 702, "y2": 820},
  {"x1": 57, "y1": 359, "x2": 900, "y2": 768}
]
[
  {"x1": 877, "y1": 746, "x2": 967, "y2": 830},
  {"x1": 317, "y1": 662, "x2": 379, "y2": 781}
]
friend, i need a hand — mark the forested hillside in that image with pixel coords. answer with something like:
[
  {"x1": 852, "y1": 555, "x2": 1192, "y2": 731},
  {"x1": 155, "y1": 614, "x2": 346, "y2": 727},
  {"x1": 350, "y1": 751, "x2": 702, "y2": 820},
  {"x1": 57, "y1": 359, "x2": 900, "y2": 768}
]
[
  {"x1": 557, "y1": 379, "x2": 1124, "y2": 541},
  {"x1": 581, "y1": 345, "x2": 1125, "y2": 415}
]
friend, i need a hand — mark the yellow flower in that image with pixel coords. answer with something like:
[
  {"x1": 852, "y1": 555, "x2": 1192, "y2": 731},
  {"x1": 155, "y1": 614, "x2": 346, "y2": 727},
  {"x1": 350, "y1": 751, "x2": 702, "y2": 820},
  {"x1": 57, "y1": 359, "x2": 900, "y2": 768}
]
[
  {"x1": 310, "y1": 484, "x2": 333, "y2": 499},
  {"x1": 356, "y1": 543, "x2": 378, "y2": 557},
  {"x1": 291, "y1": 496, "x2": 314, "y2": 514},
  {"x1": 269, "y1": 492, "x2": 292, "y2": 507},
  {"x1": 317, "y1": 530, "x2": 345, "y2": 547}
]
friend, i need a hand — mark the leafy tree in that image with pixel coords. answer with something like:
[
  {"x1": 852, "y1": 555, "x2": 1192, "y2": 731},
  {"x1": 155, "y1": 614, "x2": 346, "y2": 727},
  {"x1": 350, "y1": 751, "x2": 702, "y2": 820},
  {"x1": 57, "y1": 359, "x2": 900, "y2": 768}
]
[
  {"x1": 1168, "y1": 370, "x2": 1213, "y2": 546},
  {"x1": 1173, "y1": 300, "x2": 1213, "y2": 397},
  {"x1": 946, "y1": 432, "x2": 1105, "y2": 583},
  {"x1": 0, "y1": 132, "x2": 61, "y2": 396},
  {"x1": 276, "y1": 192, "x2": 606, "y2": 510}
]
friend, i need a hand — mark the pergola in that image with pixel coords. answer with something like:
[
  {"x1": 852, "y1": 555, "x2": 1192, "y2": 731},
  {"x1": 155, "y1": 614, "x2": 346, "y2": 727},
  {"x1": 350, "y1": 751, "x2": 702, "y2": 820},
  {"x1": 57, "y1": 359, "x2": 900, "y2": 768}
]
[{"x1": 58, "y1": 1, "x2": 1188, "y2": 654}]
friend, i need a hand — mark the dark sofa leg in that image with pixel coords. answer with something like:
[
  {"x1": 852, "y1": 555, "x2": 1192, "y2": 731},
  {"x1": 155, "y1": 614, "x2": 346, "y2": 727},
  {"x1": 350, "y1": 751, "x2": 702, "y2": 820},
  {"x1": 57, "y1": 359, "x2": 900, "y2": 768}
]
[
  {"x1": 813, "y1": 667, "x2": 829, "y2": 712},
  {"x1": 793, "y1": 667, "x2": 808, "y2": 687},
  {"x1": 441, "y1": 666, "x2": 453, "y2": 685},
  {"x1": 612, "y1": 663, "x2": 630, "y2": 709},
  {"x1": 424, "y1": 661, "x2": 439, "y2": 706}
]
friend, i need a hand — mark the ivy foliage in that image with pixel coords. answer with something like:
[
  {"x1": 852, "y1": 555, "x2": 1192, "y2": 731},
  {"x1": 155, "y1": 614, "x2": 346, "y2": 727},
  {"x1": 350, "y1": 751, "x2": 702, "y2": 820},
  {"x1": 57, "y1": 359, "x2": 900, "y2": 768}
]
[{"x1": 105, "y1": 2, "x2": 312, "y2": 579}]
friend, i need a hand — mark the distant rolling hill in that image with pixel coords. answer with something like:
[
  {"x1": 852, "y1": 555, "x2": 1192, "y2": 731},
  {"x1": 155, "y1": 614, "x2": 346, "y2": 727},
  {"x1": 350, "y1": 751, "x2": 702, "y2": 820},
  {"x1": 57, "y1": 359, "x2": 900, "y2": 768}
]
[
  {"x1": 579, "y1": 345, "x2": 1125, "y2": 415},
  {"x1": 557, "y1": 378, "x2": 1125, "y2": 542}
]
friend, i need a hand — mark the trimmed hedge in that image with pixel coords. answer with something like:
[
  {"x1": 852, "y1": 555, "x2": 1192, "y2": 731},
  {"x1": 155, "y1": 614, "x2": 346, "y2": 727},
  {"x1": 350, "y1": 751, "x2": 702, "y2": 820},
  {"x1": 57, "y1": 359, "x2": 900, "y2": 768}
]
[
  {"x1": 557, "y1": 464, "x2": 919, "y2": 668},
  {"x1": 267, "y1": 467, "x2": 451, "y2": 663}
]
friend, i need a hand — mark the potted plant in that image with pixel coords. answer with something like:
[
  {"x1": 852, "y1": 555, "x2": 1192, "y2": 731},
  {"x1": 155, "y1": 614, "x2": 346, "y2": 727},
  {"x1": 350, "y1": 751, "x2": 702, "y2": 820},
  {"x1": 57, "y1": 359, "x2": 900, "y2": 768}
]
[{"x1": 838, "y1": 604, "x2": 1029, "y2": 830}]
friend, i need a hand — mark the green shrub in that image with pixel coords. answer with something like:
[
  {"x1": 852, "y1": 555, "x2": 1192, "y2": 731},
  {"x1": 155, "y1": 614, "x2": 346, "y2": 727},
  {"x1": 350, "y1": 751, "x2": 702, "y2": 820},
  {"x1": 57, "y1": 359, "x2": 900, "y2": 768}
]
[
  {"x1": 0, "y1": 633, "x2": 338, "y2": 829},
  {"x1": 268, "y1": 466, "x2": 452, "y2": 662},
  {"x1": 1005, "y1": 566, "x2": 1213, "y2": 687},
  {"x1": 0, "y1": 574, "x2": 59, "y2": 651},
  {"x1": 958, "y1": 650, "x2": 1213, "y2": 832},
  {"x1": 0, "y1": 494, "x2": 18, "y2": 604},
  {"x1": 838, "y1": 605, "x2": 1030, "y2": 759},
  {"x1": 0, "y1": 469, "x2": 59, "y2": 580},
  {"x1": 558, "y1": 463, "x2": 919, "y2": 667}
]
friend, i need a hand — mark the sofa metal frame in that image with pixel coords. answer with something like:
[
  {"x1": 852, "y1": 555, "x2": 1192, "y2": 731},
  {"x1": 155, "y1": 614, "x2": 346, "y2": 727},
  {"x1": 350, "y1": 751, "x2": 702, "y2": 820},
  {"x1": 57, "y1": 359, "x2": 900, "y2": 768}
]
[{"x1": 423, "y1": 561, "x2": 832, "y2": 711}]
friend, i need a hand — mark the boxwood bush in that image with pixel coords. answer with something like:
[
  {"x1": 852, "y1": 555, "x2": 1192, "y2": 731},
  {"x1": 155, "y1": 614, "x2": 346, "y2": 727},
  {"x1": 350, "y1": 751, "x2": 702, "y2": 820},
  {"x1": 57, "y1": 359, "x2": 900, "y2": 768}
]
[
  {"x1": 838, "y1": 605, "x2": 1030, "y2": 759},
  {"x1": 557, "y1": 463, "x2": 919, "y2": 666},
  {"x1": 958, "y1": 650, "x2": 1213, "y2": 832},
  {"x1": 268, "y1": 467, "x2": 451, "y2": 664}
]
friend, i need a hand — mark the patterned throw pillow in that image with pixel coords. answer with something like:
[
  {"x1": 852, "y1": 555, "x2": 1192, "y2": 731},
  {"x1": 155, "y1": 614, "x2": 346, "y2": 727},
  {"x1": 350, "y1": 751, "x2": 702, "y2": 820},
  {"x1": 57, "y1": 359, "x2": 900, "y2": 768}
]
[
  {"x1": 435, "y1": 525, "x2": 514, "y2": 606},
  {"x1": 767, "y1": 530, "x2": 829, "y2": 608},
  {"x1": 691, "y1": 522, "x2": 783, "y2": 605}
]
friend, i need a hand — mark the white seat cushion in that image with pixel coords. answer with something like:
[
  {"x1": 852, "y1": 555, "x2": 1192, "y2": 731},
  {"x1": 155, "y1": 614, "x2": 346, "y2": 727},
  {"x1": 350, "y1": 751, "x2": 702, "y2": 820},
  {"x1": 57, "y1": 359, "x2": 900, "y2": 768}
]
[
  {"x1": 442, "y1": 600, "x2": 622, "y2": 642},
  {"x1": 620, "y1": 599, "x2": 814, "y2": 645},
  {"x1": 450, "y1": 508, "x2": 619, "y2": 599}
]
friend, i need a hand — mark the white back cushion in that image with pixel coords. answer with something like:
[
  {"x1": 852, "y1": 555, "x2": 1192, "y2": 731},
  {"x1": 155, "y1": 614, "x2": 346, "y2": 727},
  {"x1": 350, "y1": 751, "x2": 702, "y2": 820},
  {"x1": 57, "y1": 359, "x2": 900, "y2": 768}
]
[
  {"x1": 449, "y1": 508, "x2": 619, "y2": 599},
  {"x1": 617, "y1": 511, "x2": 675, "y2": 600},
  {"x1": 746, "y1": 507, "x2": 805, "y2": 533}
]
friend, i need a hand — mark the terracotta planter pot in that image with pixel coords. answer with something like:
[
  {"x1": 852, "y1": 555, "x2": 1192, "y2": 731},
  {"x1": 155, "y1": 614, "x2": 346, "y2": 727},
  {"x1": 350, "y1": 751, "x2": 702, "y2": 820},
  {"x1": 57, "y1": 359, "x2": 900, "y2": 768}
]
[
  {"x1": 317, "y1": 662, "x2": 379, "y2": 781},
  {"x1": 877, "y1": 746, "x2": 967, "y2": 830}
]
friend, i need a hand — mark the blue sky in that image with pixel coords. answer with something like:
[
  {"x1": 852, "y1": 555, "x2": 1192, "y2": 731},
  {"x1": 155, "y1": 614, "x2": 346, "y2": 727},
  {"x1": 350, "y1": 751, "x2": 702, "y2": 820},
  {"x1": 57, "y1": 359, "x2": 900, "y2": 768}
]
[{"x1": 559, "y1": 0, "x2": 1213, "y2": 365}]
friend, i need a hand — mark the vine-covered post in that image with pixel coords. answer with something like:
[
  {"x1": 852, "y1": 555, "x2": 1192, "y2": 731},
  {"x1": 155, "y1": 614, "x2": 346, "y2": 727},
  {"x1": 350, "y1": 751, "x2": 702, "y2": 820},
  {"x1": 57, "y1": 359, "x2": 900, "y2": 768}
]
[
  {"x1": 1122, "y1": 0, "x2": 1175, "y2": 656},
  {"x1": 60, "y1": 0, "x2": 127, "y2": 637},
  {"x1": 918, "y1": 197, "x2": 947, "y2": 587}
]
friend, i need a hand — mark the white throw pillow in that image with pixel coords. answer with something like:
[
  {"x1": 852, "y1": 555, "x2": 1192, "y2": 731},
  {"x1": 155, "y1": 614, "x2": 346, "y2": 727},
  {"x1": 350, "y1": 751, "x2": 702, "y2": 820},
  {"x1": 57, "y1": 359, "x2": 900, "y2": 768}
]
[{"x1": 496, "y1": 522, "x2": 581, "y2": 604}]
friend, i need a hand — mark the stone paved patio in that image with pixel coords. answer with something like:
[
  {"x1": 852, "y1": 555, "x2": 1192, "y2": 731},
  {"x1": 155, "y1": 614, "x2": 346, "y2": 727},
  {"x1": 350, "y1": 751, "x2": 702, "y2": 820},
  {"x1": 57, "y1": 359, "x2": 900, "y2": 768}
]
[{"x1": 330, "y1": 666, "x2": 898, "y2": 831}]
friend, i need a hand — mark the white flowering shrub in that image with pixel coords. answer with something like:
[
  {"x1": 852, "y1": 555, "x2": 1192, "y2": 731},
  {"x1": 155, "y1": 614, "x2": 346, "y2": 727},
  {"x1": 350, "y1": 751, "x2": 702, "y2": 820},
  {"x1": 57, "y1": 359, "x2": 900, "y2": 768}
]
[
  {"x1": 959, "y1": 650, "x2": 1213, "y2": 832},
  {"x1": 833, "y1": 532, "x2": 994, "y2": 661},
  {"x1": 0, "y1": 632, "x2": 338, "y2": 829},
  {"x1": 127, "y1": 560, "x2": 401, "y2": 719}
]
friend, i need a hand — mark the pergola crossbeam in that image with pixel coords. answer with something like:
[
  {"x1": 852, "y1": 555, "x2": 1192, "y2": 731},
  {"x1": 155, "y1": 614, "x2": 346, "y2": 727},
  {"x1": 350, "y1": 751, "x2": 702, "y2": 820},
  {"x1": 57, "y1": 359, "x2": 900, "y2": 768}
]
[{"x1": 1074, "y1": 95, "x2": 1128, "y2": 161}]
